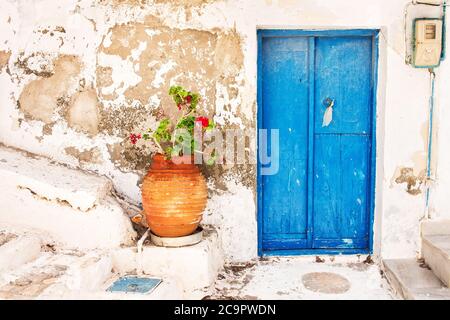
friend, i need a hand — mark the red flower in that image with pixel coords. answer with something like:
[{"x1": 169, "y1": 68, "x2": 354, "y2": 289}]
[
  {"x1": 129, "y1": 133, "x2": 141, "y2": 145},
  {"x1": 177, "y1": 103, "x2": 182, "y2": 110},
  {"x1": 186, "y1": 95, "x2": 192, "y2": 104},
  {"x1": 195, "y1": 116, "x2": 209, "y2": 128}
]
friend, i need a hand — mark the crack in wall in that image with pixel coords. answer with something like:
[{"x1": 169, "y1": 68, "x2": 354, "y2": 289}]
[{"x1": 16, "y1": 185, "x2": 97, "y2": 212}]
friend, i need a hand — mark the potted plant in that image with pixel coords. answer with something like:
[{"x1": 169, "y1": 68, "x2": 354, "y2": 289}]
[{"x1": 129, "y1": 86, "x2": 215, "y2": 237}]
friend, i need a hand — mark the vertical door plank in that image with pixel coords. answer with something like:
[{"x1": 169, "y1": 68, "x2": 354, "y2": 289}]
[
  {"x1": 312, "y1": 36, "x2": 373, "y2": 249},
  {"x1": 340, "y1": 135, "x2": 370, "y2": 241},
  {"x1": 307, "y1": 36, "x2": 315, "y2": 248},
  {"x1": 261, "y1": 36, "x2": 310, "y2": 250},
  {"x1": 313, "y1": 134, "x2": 342, "y2": 241}
]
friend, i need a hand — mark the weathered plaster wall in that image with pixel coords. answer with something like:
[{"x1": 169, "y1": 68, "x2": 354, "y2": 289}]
[{"x1": 0, "y1": 0, "x2": 449, "y2": 261}]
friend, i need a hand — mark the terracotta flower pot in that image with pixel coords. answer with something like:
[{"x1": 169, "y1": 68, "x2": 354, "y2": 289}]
[{"x1": 141, "y1": 153, "x2": 207, "y2": 237}]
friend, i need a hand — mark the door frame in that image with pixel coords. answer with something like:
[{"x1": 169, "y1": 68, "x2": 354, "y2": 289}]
[{"x1": 257, "y1": 28, "x2": 380, "y2": 256}]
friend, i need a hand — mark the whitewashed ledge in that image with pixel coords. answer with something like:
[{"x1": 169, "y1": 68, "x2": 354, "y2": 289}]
[
  {"x1": 112, "y1": 226, "x2": 224, "y2": 299},
  {"x1": 0, "y1": 144, "x2": 136, "y2": 249}
]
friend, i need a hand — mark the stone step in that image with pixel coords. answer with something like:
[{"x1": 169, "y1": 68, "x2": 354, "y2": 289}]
[
  {"x1": 422, "y1": 235, "x2": 450, "y2": 287},
  {"x1": 421, "y1": 219, "x2": 450, "y2": 236},
  {"x1": 0, "y1": 250, "x2": 111, "y2": 299},
  {"x1": 0, "y1": 247, "x2": 184, "y2": 299},
  {"x1": 0, "y1": 194, "x2": 137, "y2": 249},
  {"x1": 0, "y1": 145, "x2": 136, "y2": 249},
  {"x1": 421, "y1": 219, "x2": 450, "y2": 287},
  {"x1": 112, "y1": 226, "x2": 224, "y2": 299},
  {"x1": 56, "y1": 277, "x2": 183, "y2": 300},
  {"x1": 0, "y1": 145, "x2": 112, "y2": 211},
  {"x1": 382, "y1": 258, "x2": 450, "y2": 300},
  {"x1": 0, "y1": 232, "x2": 41, "y2": 272}
]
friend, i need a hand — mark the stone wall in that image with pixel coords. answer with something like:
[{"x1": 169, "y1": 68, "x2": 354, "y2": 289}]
[{"x1": 1, "y1": 0, "x2": 450, "y2": 262}]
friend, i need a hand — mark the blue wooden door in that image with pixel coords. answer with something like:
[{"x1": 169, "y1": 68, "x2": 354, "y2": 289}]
[{"x1": 258, "y1": 30, "x2": 377, "y2": 255}]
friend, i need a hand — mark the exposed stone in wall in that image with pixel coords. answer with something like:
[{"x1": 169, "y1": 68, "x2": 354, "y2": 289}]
[
  {"x1": 18, "y1": 55, "x2": 82, "y2": 124},
  {"x1": 97, "y1": 21, "x2": 218, "y2": 116},
  {"x1": 203, "y1": 165, "x2": 256, "y2": 193},
  {"x1": 109, "y1": 139, "x2": 153, "y2": 171},
  {"x1": 68, "y1": 89, "x2": 100, "y2": 135},
  {"x1": 95, "y1": 19, "x2": 248, "y2": 180},
  {"x1": 0, "y1": 51, "x2": 11, "y2": 71},
  {"x1": 107, "y1": 143, "x2": 124, "y2": 166},
  {"x1": 392, "y1": 130, "x2": 431, "y2": 196},
  {"x1": 96, "y1": 66, "x2": 114, "y2": 98},
  {"x1": 153, "y1": 0, "x2": 214, "y2": 6},
  {"x1": 394, "y1": 167, "x2": 426, "y2": 195},
  {"x1": 64, "y1": 146, "x2": 102, "y2": 164},
  {"x1": 106, "y1": 142, "x2": 153, "y2": 177},
  {"x1": 14, "y1": 52, "x2": 57, "y2": 79},
  {"x1": 214, "y1": 31, "x2": 244, "y2": 78},
  {"x1": 100, "y1": 0, "x2": 215, "y2": 7}
]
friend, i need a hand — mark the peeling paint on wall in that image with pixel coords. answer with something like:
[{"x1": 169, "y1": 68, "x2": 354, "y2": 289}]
[
  {"x1": 394, "y1": 167, "x2": 425, "y2": 196},
  {"x1": 97, "y1": 20, "x2": 228, "y2": 113},
  {"x1": 18, "y1": 55, "x2": 82, "y2": 124},
  {"x1": 68, "y1": 89, "x2": 100, "y2": 136},
  {"x1": 64, "y1": 146, "x2": 102, "y2": 164},
  {"x1": 93, "y1": 18, "x2": 249, "y2": 184},
  {"x1": 100, "y1": 0, "x2": 216, "y2": 8},
  {"x1": 0, "y1": 51, "x2": 11, "y2": 70}
]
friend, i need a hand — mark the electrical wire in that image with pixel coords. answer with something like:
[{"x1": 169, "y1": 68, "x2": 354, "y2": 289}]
[{"x1": 424, "y1": 68, "x2": 436, "y2": 219}]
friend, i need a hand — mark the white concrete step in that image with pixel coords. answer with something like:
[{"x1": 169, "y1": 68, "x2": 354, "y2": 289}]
[
  {"x1": 0, "y1": 226, "x2": 222, "y2": 299},
  {"x1": 0, "y1": 231, "x2": 41, "y2": 272},
  {"x1": 382, "y1": 258, "x2": 450, "y2": 300},
  {"x1": 0, "y1": 145, "x2": 136, "y2": 249},
  {"x1": 112, "y1": 226, "x2": 224, "y2": 299},
  {"x1": 0, "y1": 145, "x2": 111, "y2": 211},
  {"x1": 422, "y1": 235, "x2": 450, "y2": 287},
  {"x1": 421, "y1": 219, "x2": 450, "y2": 236},
  {"x1": 0, "y1": 247, "x2": 184, "y2": 299},
  {"x1": 56, "y1": 277, "x2": 183, "y2": 300},
  {"x1": 421, "y1": 219, "x2": 450, "y2": 287},
  {"x1": 0, "y1": 250, "x2": 111, "y2": 299}
]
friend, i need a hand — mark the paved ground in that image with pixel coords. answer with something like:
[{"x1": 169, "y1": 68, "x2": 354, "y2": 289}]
[{"x1": 208, "y1": 255, "x2": 394, "y2": 300}]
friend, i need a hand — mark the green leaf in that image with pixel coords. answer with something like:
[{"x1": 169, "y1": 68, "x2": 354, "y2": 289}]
[
  {"x1": 176, "y1": 115, "x2": 196, "y2": 135},
  {"x1": 205, "y1": 154, "x2": 216, "y2": 166},
  {"x1": 164, "y1": 146, "x2": 173, "y2": 159},
  {"x1": 169, "y1": 85, "x2": 201, "y2": 111},
  {"x1": 189, "y1": 93, "x2": 200, "y2": 110},
  {"x1": 153, "y1": 118, "x2": 171, "y2": 142}
]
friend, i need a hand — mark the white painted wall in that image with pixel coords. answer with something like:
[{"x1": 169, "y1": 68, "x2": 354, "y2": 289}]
[{"x1": 1, "y1": 0, "x2": 449, "y2": 261}]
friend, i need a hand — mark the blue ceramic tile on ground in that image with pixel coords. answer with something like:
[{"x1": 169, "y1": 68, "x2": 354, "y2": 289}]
[{"x1": 107, "y1": 276, "x2": 162, "y2": 294}]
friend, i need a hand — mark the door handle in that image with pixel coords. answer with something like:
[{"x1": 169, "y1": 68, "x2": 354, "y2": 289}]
[
  {"x1": 323, "y1": 97, "x2": 335, "y2": 109},
  {"x1": 322, "y1": 98, "x2": 335, "y2": 127}
]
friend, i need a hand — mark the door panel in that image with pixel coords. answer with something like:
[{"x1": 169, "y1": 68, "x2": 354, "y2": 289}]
[
  {"x1": 314, "y1": 37, "x2": 373, "y2": 134},
  {"x1": 259, "y1": 31, "x2": 376, "y2": 254},
  {"x1": 312, "y1": 135, "x2": 370, "y2": 248},
  {"x1": 261, "y1": 36, "x2": 310, "y2": 250},
  {"x1": 312, "y1": 36, "x2": 373, "y2": 249}
]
